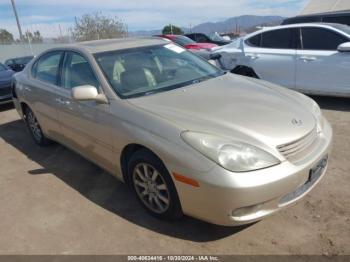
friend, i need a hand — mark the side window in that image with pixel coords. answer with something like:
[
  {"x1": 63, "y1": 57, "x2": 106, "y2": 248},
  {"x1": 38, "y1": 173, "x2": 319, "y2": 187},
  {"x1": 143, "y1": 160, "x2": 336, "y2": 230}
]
[
  {"x1": 61, "y1": 52, "x2": 99, "y2": 89},
  {"x1": 33, "y1": 52, "x2": 62, "y2": 85},
  {"x1": 261, "y1": 29, "x2": 294, "y2": 49},
  {"x1": 323, "y1": 15, "x2": 350, "y2": 26},
  {"x1": 301, "y1": 27, "x2": 348, "y2": 50},
  {"x1": 246, "y1": 34, "x2": 261, "y2": 47}
]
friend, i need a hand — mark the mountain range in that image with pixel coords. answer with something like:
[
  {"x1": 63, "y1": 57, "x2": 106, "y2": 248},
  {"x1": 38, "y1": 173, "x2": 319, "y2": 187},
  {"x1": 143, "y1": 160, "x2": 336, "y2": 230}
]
[{"x1": 130, "y1": 15, "x2": 286, "y2": 36}]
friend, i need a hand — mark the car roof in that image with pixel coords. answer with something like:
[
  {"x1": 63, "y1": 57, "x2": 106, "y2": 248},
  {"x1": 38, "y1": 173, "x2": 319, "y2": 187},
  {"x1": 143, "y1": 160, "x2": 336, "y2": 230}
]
[
  {"x1": 260, "y1": 22, "x2": 343, "y2": 30},
  {"x1": 247, "y1": 22, "x2": 350, "y2": 36},
  {"x1": 6, "y1": 55, "x2": 34, "y2": 60},
  {"x1": 48, "y1": 37, "x2": 169, "y2": 54}
]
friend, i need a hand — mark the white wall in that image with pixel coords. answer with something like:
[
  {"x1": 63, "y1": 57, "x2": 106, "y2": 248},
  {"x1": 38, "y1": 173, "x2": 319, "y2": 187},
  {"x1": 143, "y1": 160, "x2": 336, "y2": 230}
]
[{"x1": 0, "y1": 43, "x2": 63, "y2": 63}]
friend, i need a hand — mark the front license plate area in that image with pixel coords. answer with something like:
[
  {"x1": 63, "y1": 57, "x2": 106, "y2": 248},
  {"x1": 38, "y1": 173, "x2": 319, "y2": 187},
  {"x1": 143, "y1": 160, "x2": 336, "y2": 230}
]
[
  {"x1": 280, "y1": 155, "x2": 328, "y2": 205},
  {"x1": 308, "y1": 155, "x2": 328, "y2": 184}
]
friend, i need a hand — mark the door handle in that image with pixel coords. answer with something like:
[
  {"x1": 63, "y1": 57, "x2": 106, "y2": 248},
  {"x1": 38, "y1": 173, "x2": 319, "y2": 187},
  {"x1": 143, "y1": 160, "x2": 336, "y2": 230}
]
[
  {"x1": 246, "y1": 54, "x2": 260, "y2": 60},
  {"x1": 56, "y1": 98, "x2": 70, "y2": 105},
  {"x1": 299, "y1": 56, "x2": 317, "y2": 62}
]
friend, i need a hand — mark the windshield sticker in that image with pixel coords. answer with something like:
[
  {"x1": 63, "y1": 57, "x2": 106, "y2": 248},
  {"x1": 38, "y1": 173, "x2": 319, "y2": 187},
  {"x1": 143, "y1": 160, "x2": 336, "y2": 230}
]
[{"x1": 165, "y1": 44, "x2": 185, "y2": 53}]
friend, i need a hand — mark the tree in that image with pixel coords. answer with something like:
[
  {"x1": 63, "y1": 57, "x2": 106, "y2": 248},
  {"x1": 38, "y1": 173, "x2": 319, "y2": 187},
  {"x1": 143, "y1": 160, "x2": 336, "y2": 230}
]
[
  {"x1": 162, "y1": 24, "x2": 184, "y2": 35},
  {"x1": 0, "y1": 29, "x2": 14, "y2": 44},
  {"x1": 23, "y1": 30, "x2": 43, "y2": 43},
  {"x1": 72, "y1": 12, "x2": 128, "y2": 42}
]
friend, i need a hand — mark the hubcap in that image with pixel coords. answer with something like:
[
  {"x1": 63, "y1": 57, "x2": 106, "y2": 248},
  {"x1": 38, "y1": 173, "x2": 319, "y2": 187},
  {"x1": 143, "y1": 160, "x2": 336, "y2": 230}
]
[
  {"x1": 27, "y1": 111, "x2": 42, "y2": 141},
  {"x1": 133, "y1": 163, "x2": 170, "y2": 214}
]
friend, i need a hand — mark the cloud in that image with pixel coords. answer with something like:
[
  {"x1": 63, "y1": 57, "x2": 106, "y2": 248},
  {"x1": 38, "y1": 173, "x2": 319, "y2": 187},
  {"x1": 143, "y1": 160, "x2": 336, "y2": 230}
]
[{"x1": 0, "y1": 0, "x2": 308, "y2": 37}]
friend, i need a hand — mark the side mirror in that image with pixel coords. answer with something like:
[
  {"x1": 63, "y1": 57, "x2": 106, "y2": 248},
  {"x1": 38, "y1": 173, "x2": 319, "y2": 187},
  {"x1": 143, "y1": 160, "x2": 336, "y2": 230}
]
[
  {"x1": 72, "y1": 85, "x2": 108, "y2": 104},
  {"x1": 337, "y1": 42, "x2": 350, "y2": 52}
]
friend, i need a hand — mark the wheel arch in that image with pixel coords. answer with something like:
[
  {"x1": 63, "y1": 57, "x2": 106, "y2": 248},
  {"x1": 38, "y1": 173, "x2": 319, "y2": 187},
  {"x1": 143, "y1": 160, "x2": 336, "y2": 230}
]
[
  {"x1": 231, "y1": 65, "x2": 260, "y2": 78},
  {"x1": 120, "y1": 143, "x2": 166, "y2": 185},
  {"x1": 20, "y1": 102, "x2": 30, "y2": 118}
]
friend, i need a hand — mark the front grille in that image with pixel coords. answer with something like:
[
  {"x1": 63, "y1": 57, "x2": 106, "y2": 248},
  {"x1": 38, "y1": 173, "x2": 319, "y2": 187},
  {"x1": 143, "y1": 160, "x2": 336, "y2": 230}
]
[
  {"x1": 277, "y1": 127, "x2": 319, "y2": 163},
  {"x1": 0, "y1": 86, "x2": 11, "y2": 97}
]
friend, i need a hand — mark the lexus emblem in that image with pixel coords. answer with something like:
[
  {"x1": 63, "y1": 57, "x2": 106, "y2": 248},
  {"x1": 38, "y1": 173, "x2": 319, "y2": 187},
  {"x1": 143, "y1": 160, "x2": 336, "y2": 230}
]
[{"x1": 292, "y1": 118, "x2": 303, "y2": 126}]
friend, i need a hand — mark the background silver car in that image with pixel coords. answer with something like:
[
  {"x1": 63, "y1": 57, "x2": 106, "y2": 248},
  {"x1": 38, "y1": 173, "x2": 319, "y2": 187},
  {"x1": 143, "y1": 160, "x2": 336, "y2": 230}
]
[{"x1": 12, "y1": 38, "x2": 332, "y2": 226}]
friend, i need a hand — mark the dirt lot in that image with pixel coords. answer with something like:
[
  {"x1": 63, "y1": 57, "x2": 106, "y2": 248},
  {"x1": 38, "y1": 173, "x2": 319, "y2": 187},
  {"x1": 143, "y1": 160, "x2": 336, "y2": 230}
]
[{"x1": 0, "y1": 96, "x2": 349, "y2": 255}]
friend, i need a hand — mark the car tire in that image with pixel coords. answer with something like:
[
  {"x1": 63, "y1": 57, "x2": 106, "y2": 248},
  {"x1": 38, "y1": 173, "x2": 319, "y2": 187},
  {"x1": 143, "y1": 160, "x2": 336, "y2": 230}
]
[
  {"x1": 128, "y1": 149, "x2": 183, "y2": 220},
  {"x1": 25, "y1": 107, "x2": 52, "y2": 146}
]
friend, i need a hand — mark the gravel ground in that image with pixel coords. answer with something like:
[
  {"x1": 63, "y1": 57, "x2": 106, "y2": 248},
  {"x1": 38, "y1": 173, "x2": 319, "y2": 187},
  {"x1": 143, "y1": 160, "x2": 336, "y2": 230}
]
[{"x1": 0, "y1": 96, "x2": 349, "y2": 255}]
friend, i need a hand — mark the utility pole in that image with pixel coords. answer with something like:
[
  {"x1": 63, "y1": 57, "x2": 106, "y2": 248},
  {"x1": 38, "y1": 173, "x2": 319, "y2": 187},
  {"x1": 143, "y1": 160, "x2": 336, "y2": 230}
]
[{"x1": 10, "y1": 0, "x2": 24, "y2": 41}]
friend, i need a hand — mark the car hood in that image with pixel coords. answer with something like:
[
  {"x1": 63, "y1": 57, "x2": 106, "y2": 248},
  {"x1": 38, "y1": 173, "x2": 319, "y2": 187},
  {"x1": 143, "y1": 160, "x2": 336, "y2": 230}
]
[
  {"x1": 0, "y1": 69, "x2": 14, "y2": 83},
  {"x1": 128, "y1": 74, "x2": 316, "y2": 148}
]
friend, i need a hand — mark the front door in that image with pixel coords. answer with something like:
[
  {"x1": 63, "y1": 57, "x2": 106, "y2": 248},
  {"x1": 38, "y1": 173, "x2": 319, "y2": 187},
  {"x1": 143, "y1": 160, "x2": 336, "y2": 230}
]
[
  {"x1": 56, "y1": 51, "x2": 115, "y2": 173},
  {"x1": 296, "y1": 27, "x2": 350, "y2": 96}
]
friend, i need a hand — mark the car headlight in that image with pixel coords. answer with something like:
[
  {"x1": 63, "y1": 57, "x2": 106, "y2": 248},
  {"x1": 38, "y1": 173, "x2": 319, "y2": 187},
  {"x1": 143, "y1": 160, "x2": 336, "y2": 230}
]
[{"x1": 181, "y1": 132, "x2": 280, "y2": 172}]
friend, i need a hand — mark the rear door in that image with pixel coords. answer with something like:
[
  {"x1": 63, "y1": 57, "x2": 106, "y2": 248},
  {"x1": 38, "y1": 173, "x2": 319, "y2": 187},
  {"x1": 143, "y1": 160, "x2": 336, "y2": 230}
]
[
  {"x1": 296, "y1": 27, "x2": 350, "y2": 96},
  {"x1": 243, "y1": 28, "x2": 297, "y2": 89},
  {"x1": 27, "y1": 51, "x2": 64, "y2": 139},
  {"x1": 55, "y1": 51, "x2": 115, "y2": 173}
]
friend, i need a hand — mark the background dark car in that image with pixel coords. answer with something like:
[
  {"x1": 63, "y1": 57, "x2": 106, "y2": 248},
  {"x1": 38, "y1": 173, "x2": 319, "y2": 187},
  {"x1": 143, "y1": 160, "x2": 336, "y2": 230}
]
[
  {"x1": 185, "y1": 32, "x2": 231, "y2": 46},
  {"x1": 282, "y1": 11, "x2": 350, "y2": 26},
  {"x1": 0, "y1": 63, "x2": 15, "y2": 104},
  {"x1": 4, "y1": 55, "x2": 34, "y2": 72}
]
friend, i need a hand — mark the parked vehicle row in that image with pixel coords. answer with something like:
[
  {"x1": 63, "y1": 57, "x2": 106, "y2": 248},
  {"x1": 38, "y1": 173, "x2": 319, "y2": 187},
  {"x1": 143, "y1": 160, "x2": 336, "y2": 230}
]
[
  {"x1": 0, "y1": 63, "x2": 15, "y2": 104},
  {"x1": 12, "y1": 37, "x2": 332, "y2": 226},
  {"x1": 0, "y1": 55, "x2": 34, "y2": 104},
  {"x1": 5, "y1": 55, "x2": 34, "y2": 72},
  {"x1": 156, "y1": 34, "x2": 217, "y2": 59},
  {"x1": 185, "y1": 32, "x2": 232, "y2": 46},
  {"x1": 213, "y1": 23, "x2": 350, "y2": 97}
]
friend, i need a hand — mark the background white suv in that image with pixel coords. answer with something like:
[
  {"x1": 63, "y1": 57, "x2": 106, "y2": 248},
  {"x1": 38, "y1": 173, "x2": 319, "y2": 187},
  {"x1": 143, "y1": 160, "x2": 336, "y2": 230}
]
[{"x1": 213, "y1": 23, "x2": 350, "y2": 97}]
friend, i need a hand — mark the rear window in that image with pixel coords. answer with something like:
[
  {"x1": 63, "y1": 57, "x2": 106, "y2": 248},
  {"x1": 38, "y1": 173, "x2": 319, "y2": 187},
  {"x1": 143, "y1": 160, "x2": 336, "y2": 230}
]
[
  {"x1": 32, "y1": 52, "x2": 62, "y2": 85},
  {"x1": 261, "y1": 29, "x2": 294, "y2": 49},
  {"x1": 246, "y1": 34, "x2": 262, "y2": 47},
  {"x1": 173, "y1": 36, "x2": 196, "y2": 46}
]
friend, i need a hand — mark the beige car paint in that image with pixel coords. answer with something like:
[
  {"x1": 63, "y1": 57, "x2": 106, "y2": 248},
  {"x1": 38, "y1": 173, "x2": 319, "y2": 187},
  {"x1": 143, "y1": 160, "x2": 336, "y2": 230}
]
[{"x1": 12, "y1": 38, "x2": 332, "y2": 226}]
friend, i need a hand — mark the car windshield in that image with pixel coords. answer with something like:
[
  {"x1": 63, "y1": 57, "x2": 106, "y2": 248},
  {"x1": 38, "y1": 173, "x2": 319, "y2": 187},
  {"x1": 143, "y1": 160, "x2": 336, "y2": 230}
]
[
  {"x1": 172, "y1": 36, "x2": 196, "y2": 46},
  {"x1": 95, "y1": 44, "x2": 224, "y2": 98},
  {"x1": 330, "y1": 23, "x2": 350, "y2": 36},
  {"x1": 0, "y1": 63, "x2": 7, "y2": 71}
]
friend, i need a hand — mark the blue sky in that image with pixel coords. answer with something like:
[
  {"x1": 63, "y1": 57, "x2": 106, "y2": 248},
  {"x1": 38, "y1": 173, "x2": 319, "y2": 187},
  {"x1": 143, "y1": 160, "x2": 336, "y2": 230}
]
[{"x1": 0, "y1": 0, "x2": 308, "y2": 38}]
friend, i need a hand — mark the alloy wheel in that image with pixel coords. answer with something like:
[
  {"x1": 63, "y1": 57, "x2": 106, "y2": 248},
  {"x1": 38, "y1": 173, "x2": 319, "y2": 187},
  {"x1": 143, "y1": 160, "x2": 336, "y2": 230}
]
[
  {"x1": 27, "y1": 110, "x2": 42, "y2": 142},
  {"x1": 132, "y1": 163, "x2": 171, "y2": 214}
]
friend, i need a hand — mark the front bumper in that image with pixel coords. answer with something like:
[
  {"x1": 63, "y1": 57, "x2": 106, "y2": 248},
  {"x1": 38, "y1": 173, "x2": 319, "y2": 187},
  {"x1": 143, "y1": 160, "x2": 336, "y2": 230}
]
[{"x1": 168, "y1": 118, "x2": 333, "y2": 226}]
